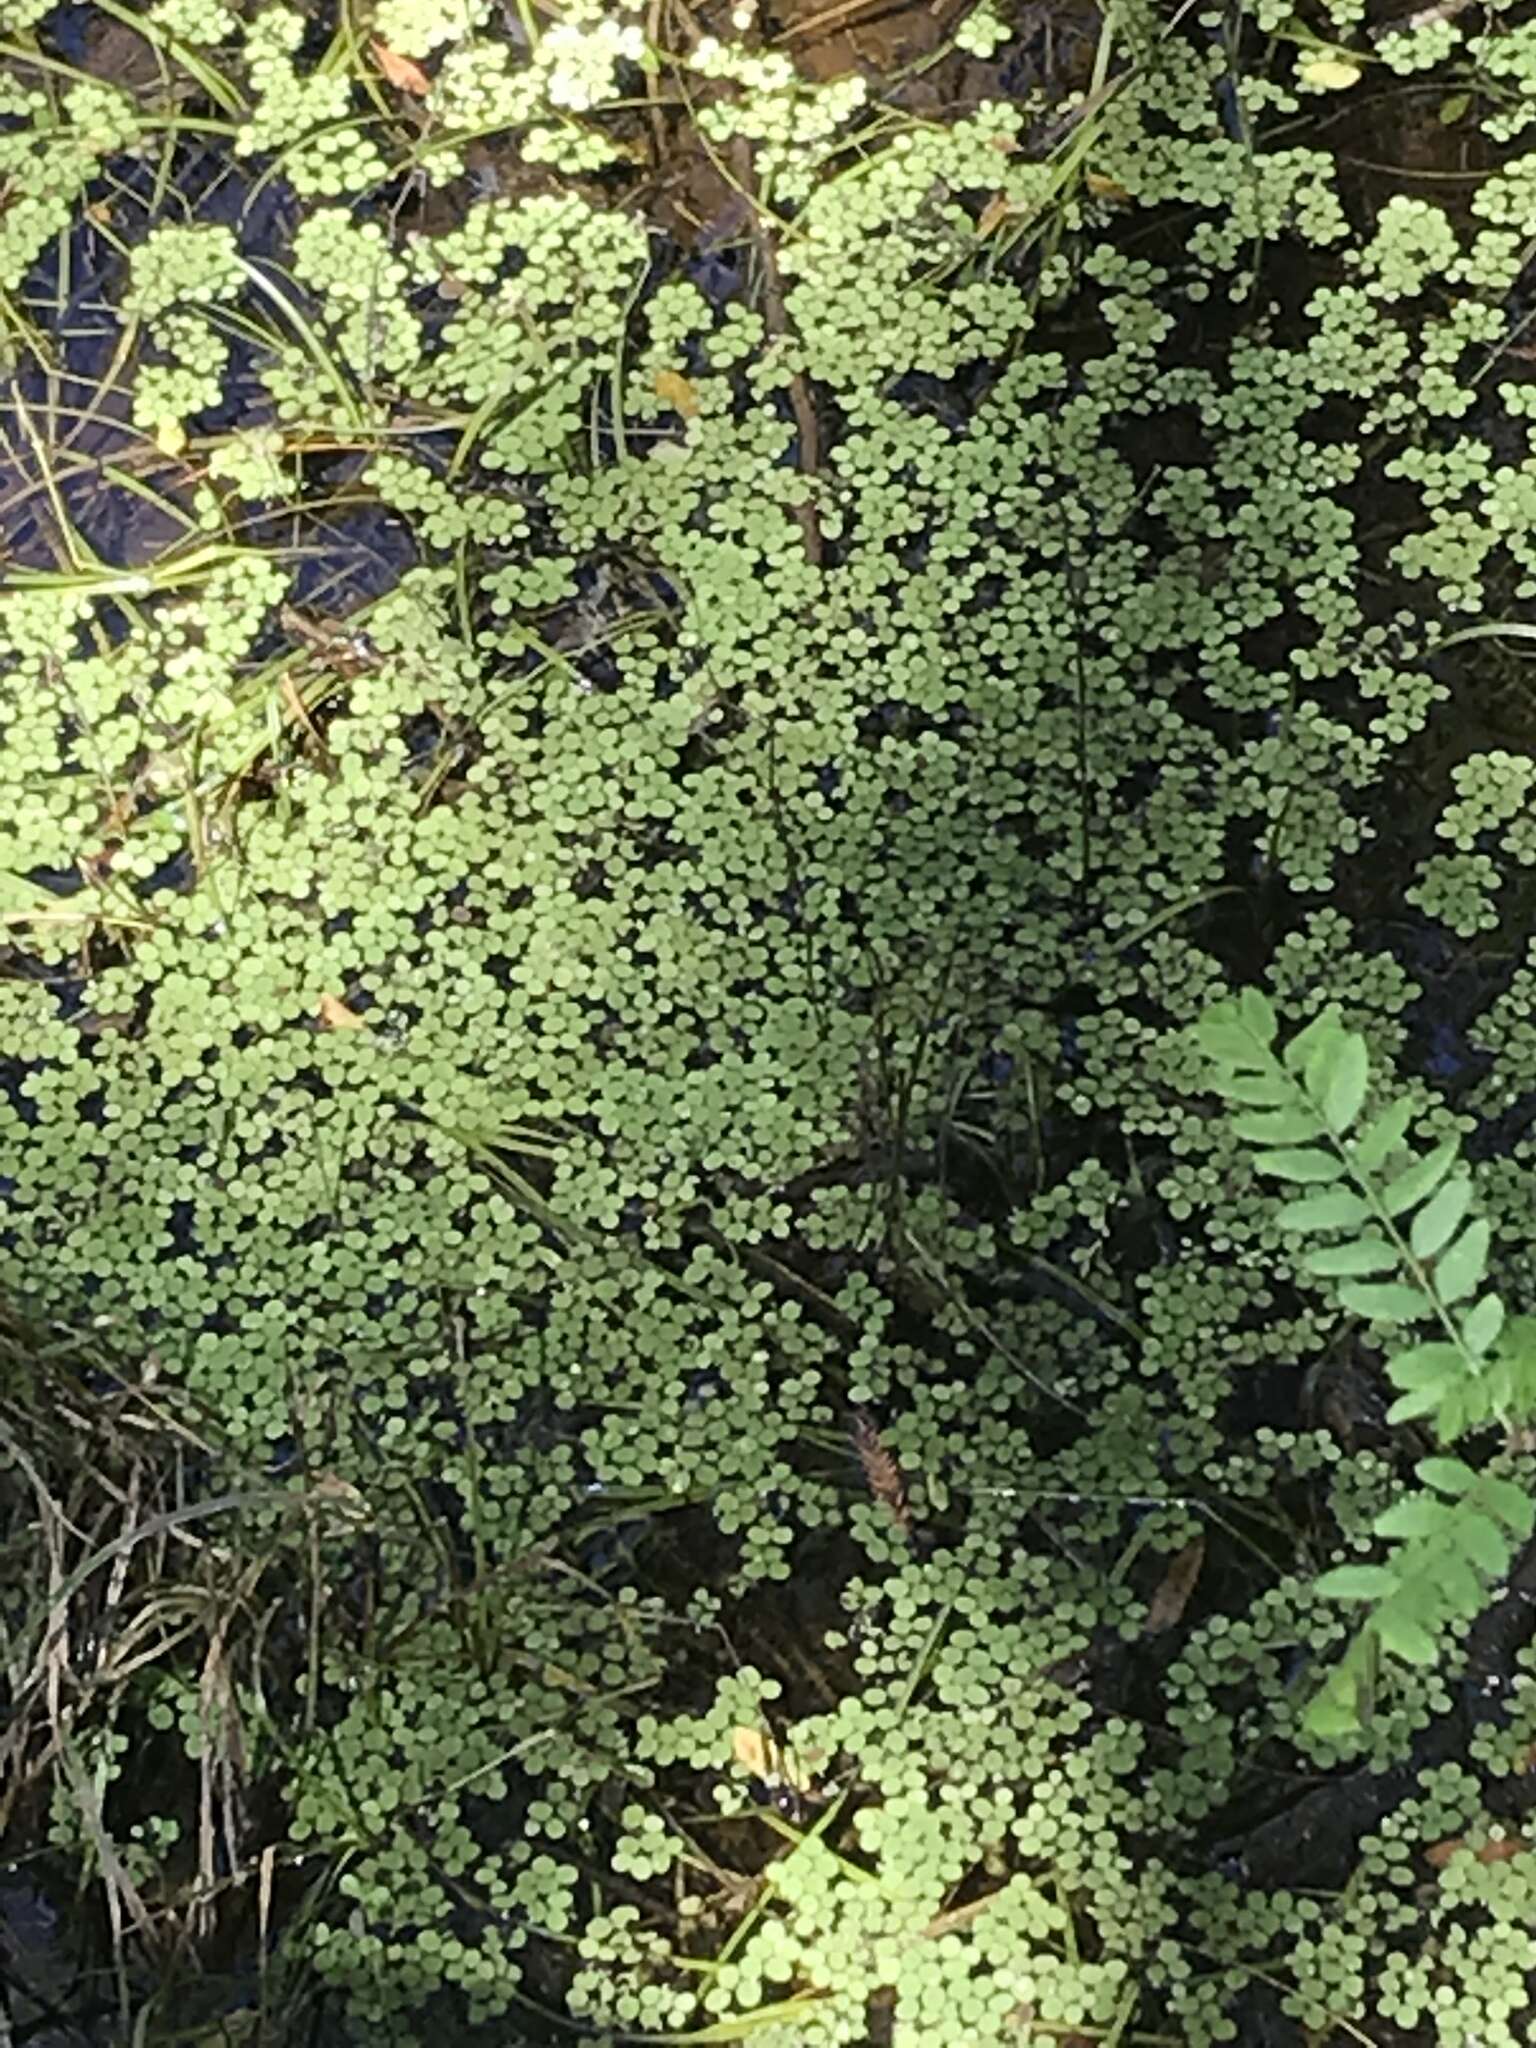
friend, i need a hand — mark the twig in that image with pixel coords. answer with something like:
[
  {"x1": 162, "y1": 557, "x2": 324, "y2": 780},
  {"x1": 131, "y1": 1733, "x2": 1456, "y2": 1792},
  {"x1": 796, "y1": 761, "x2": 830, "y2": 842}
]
[{"x1": 729, "y1": 137, "x2": 824, "y2": 563}]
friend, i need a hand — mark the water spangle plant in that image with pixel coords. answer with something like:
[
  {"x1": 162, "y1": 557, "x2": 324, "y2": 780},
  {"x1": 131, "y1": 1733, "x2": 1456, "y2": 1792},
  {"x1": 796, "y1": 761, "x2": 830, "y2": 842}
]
[{"x1": 12, "y1": 0, "x2": 1536, "y2": 2039}]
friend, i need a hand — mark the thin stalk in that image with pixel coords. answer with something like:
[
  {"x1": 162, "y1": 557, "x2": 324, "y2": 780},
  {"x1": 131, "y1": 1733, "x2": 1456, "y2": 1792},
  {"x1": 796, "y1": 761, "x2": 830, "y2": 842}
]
[
  {"x1": 235, "y1": 260, "x2": 370, "y2": 433},
  {"x1": 93, "y1": 0, "x2": 247, "y2": 113}
]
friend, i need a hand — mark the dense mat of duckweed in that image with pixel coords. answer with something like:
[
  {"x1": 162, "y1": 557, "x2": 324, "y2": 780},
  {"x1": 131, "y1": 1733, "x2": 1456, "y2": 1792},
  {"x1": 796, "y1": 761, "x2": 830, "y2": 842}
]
[{"x1": 11, "y1": 1, "x2": 1536, "y2": 2040}]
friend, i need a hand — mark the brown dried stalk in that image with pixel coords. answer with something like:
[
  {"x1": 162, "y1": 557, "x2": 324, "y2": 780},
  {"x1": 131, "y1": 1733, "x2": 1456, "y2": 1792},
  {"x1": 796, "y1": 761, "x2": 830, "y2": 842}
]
[
  {"x1": 728, "y1": 136, "x2": 824, "y2": 565},
  {"x1": 850, "y1": 1408, "x2": 912, "y2": 1536}
]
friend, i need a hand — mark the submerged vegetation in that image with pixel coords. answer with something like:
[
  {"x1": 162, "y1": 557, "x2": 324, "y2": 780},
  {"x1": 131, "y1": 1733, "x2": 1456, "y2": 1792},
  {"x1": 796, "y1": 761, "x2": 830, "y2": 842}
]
[{"x1": 13, "y1": 0, "x2": 1536, "y2": 2040}]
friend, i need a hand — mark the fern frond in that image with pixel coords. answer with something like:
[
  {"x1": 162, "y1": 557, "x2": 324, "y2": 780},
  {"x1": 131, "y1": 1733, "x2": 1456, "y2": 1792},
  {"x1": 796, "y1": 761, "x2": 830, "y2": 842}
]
[{"x1": 1196, "y1": 993, "x2": 1536, "y2": 1734}]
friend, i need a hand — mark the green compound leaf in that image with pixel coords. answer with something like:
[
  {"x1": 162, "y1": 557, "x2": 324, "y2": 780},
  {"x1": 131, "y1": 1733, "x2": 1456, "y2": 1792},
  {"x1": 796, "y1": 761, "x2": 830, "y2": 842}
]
[
  {"x1": 1410, "y1": 1173, "x2": 1472, "y2": 1259},
  {"x1": 1315, "y1": 1564, "x2": 1396, "y2": 1603},
  {"x1": 1320, "y1": 1031, "x2": 1369, "y2": 1135},
  {"x1": 1237, "y1": 987, "x2": 1277, "y2": 1047},
  {"x1": 1215, "y1": 1072, "x2": 1294, "y2": 1107},
  {"x1": 1203, "y1": 994, "x2": 1536, "y2": 1734},
  {"x1": 1372, "y1": 1603, "x2": 1438, "y2": 1667},
  {"x1": 1432, "y1": 1219, "x2": 1490, "y2": 1306},
  {"x1": 1231, "y1": 1106, "x2": 1328, "y2": 1144},
  {"x1": 1197, "y1": 1024, "x2": 1256, "y2": 1068},
  {"x1": 1481, "y1": 1476, "x2": 1536, "y2": 1540},
  {"x1": 1281, "y1": 1004, "x2": 1340, "y2": 1078},
  {"x1": 1336, "y1": 1281, "x2": 1431, "y2": 1324},
  {"x1": 1424, "y1": 1551, "x2": 1484, "y2": 1616},
  {"x1": 1300, "y1": 1238, "x2": 1399, "y2": 1278},
  {"x1": 1351, "y1": 1095, "x2": 1415, "y2": 1174},
  {"x1": 1195, "y1": 1000, "x2": 1267, "y2": 1066},
  {"x1": 1275, "y1": 1189, "x2": 1371, "y2": 1231},
  {"x1": 1304, "y1": 1660, "x2": 1370, "y2": 1741},
  {"x1": 1418, "y1": 1456, "x2": 1477, "y2": 1496},
  {"x1": 1385, "y1": 1384, "x2": 1444, "y2": 1425},
  {"x1": 1385, "y1": 1341, "x2": 1463, "y2": 1393},
  {"x1": 1433, "y1": 1383, "x2": 1482, "y2": 1438},
  {"x1": 1373, "y1": 1498, "x2": 1452, "y2": 1541},
  {"x1": 1460, "y1": 1294, "x2": 1505, "y2": 1357},
  {"x1": 1453, "y1": 1514, "x2": 1513, "y2": 1578},
  {"x1": 1251, "y1": 1147, "x2": 1347, "y2": 1184},
  {"x1": 1381, "y1": 1138, "x2": 1460, "y2": 1218}
]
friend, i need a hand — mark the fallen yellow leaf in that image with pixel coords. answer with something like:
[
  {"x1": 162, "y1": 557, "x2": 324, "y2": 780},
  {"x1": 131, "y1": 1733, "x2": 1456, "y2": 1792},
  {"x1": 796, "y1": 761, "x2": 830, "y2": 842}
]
[
  {"x1": 317, "y1": 992, "x2": 367, "y2": 1030},
  {"x1": 731, "y1": 1725, "x2": 770, "y2": 1777},
  {"x1": 1299, "y1": 53, "x2": 1362, "y2": 90},
  {"x1": 730, "y1": 1725, "x2": 822, "y2": 1792},
  {"x1": 653, "y1": 368, "x2": 700, "y2": 418}
]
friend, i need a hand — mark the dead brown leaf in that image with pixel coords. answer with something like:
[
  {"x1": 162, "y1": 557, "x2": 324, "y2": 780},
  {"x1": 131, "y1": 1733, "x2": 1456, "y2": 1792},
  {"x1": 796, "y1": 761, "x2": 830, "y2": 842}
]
[
  {"x1": 1425, "y1": 1833, "x2": 1529, "y2": 1869},
  {"x1": 309, "y1": 1471, "x2": 370, "y2": 1521},
  {"x1": 975, "y1": 191, "x2": 1015, "y2": 239},
  {"x1": 317, "y1": 993, "x2": 367, "y2": 1031},
  {"x1": 1084, "y1": 170, "x2": 1133, "y2": 205},
  {"x1": 372, "y1": 40, "x2": 432, "y2": 95},
  {"x1": 1144, "y1": 1536, "x2": 1205, "y2": 1635},
  {"x1": 851, "y1": 1409, "x2": 912, "y2": 1536},
  {"x1": 280, "y1": 672, "x2": 329, "y2": 757},
  {"x1": 542, "y1": 1663, "x2": 591, "y2": 1692},
  {"x1": 75, "y1": 1011, "x2": 137, "y2": 1037}
]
